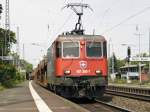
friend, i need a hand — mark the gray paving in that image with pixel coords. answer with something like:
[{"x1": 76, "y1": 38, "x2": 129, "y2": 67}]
[
  {"x1": 0, "y1": 81, "x2": 89, "y2": 112},
  {"x1": 0, "y1": 81, "x2": 38, "y2": 112}
]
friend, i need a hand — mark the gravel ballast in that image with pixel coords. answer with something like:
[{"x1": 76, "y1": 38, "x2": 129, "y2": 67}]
[{"x1": 101, "y1": 94, "x2": 150, "y2": 112}]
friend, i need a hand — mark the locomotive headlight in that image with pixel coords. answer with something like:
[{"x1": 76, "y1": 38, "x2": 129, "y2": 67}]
[
  {"x1": 64, "y1": 70, "x2": 71, "y2": 75},
  {"x1": 95, "y1": 70, "x2": 102, "y2": 74}
]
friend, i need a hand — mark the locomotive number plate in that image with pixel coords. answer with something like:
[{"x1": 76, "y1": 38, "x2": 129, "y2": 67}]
[{"x1": 76, "y1": 69, "x2": 90, "y2": 74}]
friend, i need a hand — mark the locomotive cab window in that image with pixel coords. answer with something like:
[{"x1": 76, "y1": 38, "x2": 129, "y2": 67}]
[
  {"x1": 56, "y1": 42, "x2": 61, "y2": 57},
  {"x1": 86, "y1": 42, "x2": 102, "y2": 57},
  {"x1": 63, "y1": 42, "x2": 79, "y2": 58}
]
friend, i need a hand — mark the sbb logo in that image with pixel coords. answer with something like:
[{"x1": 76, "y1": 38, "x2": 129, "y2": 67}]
[{"x1": 79, "y1": 61, "x2": 87, "y2": 69}]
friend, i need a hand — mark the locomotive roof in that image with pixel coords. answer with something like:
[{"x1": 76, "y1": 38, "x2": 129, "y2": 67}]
[{"x1": 56, "y1": 34, "x2": 106, "y2": 41}]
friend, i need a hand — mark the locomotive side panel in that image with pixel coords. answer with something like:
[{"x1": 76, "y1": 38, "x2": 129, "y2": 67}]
[
  {"x1": 47, "y1": 43, "x2": 56, "y2": 84},
  {"x1": 47, "y1": 42, "x2": 65, "y2": 86}
]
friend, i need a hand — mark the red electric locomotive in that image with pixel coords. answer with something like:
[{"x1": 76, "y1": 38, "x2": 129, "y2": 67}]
[
  {"x1": 34, "y1": 3, "x2": 108, "y2": 99},
  {"x1": 47, "y1": 35, "x2": 107, "y2": 98}
]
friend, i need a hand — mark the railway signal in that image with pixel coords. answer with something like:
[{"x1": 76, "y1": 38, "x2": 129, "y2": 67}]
[
  {"x1": 126, "y1": 46, "x2": 131, "y2": 83},
  {"x1": 0, "y1": 4, "x2": 2, "y2": 20},
  {"x1": 127, "y1": 46, "x2": 131, "y2": 62},
  {"x1": 127, "y1": 46, "x2": 131, "y2": 57},
  {"x1": 0, "y1": 4, "x2": 2, "y2": 14}
]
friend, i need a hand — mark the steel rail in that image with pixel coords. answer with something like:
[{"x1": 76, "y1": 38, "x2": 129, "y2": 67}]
[
  {"x1": 95, "y1": 99, "x2": 133, "y2": 112},
  {"x1": 73, "y1": 98, "x2": 132, "y2": 112}
]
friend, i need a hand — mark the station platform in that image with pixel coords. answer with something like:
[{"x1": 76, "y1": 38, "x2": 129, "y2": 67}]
[
  {"x1": 0, "y1": 81, "x2": 89, "y2": 112},
  {"x1": 0, "y1": 81, "x2": 38, "y2": 112}
]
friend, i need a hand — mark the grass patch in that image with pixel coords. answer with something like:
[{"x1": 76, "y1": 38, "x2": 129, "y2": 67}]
[
  {"x1": 0, "y1": 83, "x2": 5, "y2": 91},
  {"x1": 109, "y1": 78, "x2": 126, "y2": 84}
]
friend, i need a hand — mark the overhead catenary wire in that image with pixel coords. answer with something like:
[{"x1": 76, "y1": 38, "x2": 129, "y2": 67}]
[
  {"x1": 64, "y1": 0, "x2": 69, "y2": 5},
  {"x1": 101, "y1": 6, "x2": 150, "y2": 35},
  {"x1": 48, "y1": 0, "x2": 87, "y2": 45},
  {"x1": 47, "y1": 12, "x2": 73, "y2": 47},
  {"x1": 99, "y1": 0, "x2": 120, "y2": 29},
  {"x1": 46, "y1": 1, "x2": 84, "y2": 48},
  {"x1": 64, "y1": 0, "x2": 83, "y2": 4}
]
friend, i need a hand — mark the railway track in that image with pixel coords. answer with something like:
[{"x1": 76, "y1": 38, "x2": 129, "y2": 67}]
[
  {"x1": 95, "y1": 99, "x2": 132, "y2": 112},
  {"x1": 40, "y1": 82, "x2": 135, "y2": 112},
  {"x1": 106, "y1": 85, "x2": 150, "y2": 102},
  {"x1": 71, "y1": 98, "x2": 132, "y2": 112}
]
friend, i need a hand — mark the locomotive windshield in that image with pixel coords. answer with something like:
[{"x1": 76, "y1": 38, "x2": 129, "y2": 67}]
[
  {"x1": 86, "y1": 42, "x2": 102, "y2": 57},
  {"x1": 63, "y1": 42, "x2": 79, "y2": 58}
]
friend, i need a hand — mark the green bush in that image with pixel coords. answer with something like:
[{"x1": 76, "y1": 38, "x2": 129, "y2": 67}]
[
  {"x1": 0, "y1": 64, "x2": 16, "y2": 87},
  {"x1": 0, "y1": 83, "x2": 4, "y2": 91},
  {"x1": 0, "y1": 64, "x2": 25, "y2": 88},
  {"x1": 14, "y1": 72, "x2": 25, "y2": 84}
]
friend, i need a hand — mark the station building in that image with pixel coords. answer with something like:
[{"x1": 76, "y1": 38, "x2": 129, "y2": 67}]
[{"x1": 120, "y1": 64, "x2": 149, "y2": 81}]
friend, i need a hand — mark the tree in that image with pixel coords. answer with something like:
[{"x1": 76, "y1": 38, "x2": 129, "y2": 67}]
[
  {"x1": 0, "y1": 28, "x2": 16, "y2": 57},
  {"x1": 10, "y1": 52, "x2": 20, "y2": 66},
  {"x1": 20, "y1": 59, "x2": 33, "y2": 73},
  {"x1": 109, "y1": 53, "x2": 118, "y2": 73},
  {"x1": 109, "y1": 53, "x2": 126, "y2": 74},
  {"x1": 117, "y1": 59, "x2": 126, "y2": 69}
]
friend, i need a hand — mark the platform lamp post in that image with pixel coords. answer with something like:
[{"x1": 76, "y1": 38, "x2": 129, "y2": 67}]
[
  {"x1": 22, "y1": 43, "x2": 46, "y2": 61},
  {"x1": 31, "y1": 43, "x2": 46, "y2": 56},
  {"x1": 30, "y1": 43, "x2": 46, "y2": 73},
  {"x1": 134, "y1": 25, "x2": 143, "y2": 84},
  {"x1": 0, "y1": 4, "x2": 3, "y2": 62}
]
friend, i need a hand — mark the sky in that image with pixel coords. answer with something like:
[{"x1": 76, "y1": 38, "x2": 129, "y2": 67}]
[{"x1": 1, "y1": 0, "x2": 150, "y2": 67}]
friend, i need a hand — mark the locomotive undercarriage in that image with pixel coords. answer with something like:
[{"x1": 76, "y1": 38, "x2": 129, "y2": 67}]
[
  {"x1": 57, "y1": 85, "x2": 105, "y2": 99},
  {"x1": 48, "y1": 76, "x2": 107, "y2": 99}
]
